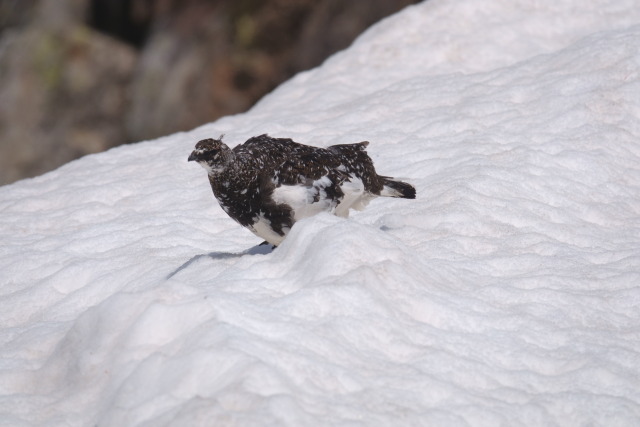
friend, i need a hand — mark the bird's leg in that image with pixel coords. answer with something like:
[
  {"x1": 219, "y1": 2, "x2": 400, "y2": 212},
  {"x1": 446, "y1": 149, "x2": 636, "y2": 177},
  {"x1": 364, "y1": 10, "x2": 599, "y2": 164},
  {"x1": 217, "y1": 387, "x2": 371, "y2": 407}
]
[{"x1": 259, "y1": 240, "x2": 277, "y2": 249}]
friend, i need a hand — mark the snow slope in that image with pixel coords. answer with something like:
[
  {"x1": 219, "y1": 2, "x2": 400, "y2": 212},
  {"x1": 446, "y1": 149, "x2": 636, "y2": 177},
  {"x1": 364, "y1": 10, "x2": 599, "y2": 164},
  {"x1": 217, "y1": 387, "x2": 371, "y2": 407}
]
[{"x1": 2, "y1": 0, "x2": 640, "y2": 425}]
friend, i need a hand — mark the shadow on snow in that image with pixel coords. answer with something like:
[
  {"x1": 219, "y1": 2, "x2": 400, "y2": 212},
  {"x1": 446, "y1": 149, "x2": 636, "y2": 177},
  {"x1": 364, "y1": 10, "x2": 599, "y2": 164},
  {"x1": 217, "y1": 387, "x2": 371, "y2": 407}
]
[{"x1": 166, "y1": 243, "x2": 274, "y2": 279}]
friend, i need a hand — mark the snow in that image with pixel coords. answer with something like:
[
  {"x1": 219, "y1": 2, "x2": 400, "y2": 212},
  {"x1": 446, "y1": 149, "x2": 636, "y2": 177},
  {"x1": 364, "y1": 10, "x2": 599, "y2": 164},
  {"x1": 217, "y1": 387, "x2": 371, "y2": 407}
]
[{"x1": 2, "y1": 0, "x2": 640, "y2": 425}]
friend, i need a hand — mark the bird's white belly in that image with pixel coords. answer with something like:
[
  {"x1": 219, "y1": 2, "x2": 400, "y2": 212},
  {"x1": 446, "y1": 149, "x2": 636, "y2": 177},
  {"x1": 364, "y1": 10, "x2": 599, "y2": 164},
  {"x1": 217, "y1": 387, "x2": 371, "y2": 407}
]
[{"x1": 249, "y1": 214, "x2": 286, "y2": 246}]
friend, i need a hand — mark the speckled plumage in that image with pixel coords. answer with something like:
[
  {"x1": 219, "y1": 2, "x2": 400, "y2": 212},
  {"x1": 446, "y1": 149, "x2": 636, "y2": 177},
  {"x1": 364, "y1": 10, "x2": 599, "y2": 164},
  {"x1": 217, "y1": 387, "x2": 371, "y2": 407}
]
[{"x1": 188, "y1": 134, "x2": 415, "y2": 245}]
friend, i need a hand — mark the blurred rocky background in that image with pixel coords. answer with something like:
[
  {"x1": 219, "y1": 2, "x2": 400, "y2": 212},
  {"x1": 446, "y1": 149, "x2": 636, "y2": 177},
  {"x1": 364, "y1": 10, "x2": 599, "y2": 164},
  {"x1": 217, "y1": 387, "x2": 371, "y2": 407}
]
[{"x1": 0, "y1": 0, "x2": 419, "y2": 185}]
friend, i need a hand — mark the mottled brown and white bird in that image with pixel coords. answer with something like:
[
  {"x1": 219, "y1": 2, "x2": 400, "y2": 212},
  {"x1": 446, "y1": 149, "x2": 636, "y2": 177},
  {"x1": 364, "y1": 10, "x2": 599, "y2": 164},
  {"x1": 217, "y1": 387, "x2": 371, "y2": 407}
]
[{"x1": 188, "y1": 134, "x2": 415, "y2": 246}]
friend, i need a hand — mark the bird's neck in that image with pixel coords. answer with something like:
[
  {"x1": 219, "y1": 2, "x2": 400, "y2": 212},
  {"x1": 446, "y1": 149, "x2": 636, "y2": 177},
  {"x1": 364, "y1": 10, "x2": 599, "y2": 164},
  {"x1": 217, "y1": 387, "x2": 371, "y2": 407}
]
[{"x1": 205, "y1": 149, "x2": 235, "y2": 176}]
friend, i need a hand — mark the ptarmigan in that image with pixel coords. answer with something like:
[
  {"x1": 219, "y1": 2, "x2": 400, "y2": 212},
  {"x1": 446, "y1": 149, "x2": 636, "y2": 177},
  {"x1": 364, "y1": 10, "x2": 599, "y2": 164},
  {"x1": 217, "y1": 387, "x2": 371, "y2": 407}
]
[{"x1": 188, "y1": 134, "x2": 415, "y2": 246}]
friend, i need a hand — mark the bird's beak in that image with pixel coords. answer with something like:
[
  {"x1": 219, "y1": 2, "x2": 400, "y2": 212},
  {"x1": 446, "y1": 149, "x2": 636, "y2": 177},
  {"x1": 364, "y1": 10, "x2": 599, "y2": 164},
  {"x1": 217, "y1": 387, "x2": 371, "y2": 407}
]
[{"x1": 188, "y1": 152, "x2": 197, "y2": 162}]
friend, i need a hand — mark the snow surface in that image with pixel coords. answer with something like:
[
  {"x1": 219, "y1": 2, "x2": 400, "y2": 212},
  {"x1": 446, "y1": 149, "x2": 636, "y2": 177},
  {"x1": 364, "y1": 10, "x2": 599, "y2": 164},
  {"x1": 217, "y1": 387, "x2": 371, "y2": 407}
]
[{"x1": 2, "y1": 0, "x2": 640, "y2": 425}]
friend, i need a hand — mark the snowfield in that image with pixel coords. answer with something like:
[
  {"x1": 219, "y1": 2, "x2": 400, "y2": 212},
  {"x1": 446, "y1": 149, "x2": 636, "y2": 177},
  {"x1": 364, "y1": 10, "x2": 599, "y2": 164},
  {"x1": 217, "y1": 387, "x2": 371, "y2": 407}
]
[{"x1": 2, "y1": 0, "x2": 640, "y2": 425}]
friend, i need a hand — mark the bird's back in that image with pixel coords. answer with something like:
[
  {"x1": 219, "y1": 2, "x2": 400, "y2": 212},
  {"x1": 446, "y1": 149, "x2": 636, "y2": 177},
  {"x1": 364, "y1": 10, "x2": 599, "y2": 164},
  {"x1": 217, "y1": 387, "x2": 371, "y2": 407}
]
[
  {"x1": 234, "y1": 134, "x2": 317, "y2": 172},
  {"x1": 235, "y1": 134, "x2": 380, "y2": 191}
]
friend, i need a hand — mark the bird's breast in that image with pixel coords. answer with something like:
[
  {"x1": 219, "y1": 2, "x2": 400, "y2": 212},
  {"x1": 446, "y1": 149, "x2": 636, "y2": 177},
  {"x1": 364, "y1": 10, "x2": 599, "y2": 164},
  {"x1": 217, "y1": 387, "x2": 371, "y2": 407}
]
[{"x1": 209, "y1": 176, "x2": 262, "y2": 226}]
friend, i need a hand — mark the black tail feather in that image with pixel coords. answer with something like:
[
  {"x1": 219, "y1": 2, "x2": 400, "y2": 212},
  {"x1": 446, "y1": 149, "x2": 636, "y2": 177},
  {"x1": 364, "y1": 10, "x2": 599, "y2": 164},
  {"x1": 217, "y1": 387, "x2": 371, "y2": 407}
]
[{"x1": 381, "y1": 178, "x2": 416, "y2": 199}]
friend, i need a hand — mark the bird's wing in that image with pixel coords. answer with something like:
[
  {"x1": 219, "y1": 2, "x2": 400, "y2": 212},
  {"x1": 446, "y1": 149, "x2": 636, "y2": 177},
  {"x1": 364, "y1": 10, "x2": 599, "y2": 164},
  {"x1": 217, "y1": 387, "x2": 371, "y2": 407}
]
[
  {"x1": 327, "y1": 141, "x2": 383, "y2": 194},
  {"x1": 327, "y1": 141, "x2": 374, "y2": 174},
  {"x1": 257, "y1": 151, "x2": 349, "y2": 220},
  {"x1": 273, "y1": 151, "x2": 344, "y2": 185}
]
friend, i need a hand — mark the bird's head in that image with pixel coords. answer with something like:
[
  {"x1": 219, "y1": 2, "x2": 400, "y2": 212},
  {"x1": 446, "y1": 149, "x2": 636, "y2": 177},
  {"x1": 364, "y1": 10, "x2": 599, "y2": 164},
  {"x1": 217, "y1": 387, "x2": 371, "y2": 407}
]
[{"x1": 188, "y1": 136, "x2": 232, "y2": 174}]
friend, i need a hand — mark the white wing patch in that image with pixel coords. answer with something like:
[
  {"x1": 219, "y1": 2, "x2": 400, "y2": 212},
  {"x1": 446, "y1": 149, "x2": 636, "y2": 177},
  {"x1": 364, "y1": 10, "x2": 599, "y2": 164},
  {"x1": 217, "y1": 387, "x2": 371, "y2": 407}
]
[
  {"x1": 272, "y1": 175, "x2": 371, "y2": 221},
  {"x1": 272, "y1": 176, "x2": 337, "y2": 221}
]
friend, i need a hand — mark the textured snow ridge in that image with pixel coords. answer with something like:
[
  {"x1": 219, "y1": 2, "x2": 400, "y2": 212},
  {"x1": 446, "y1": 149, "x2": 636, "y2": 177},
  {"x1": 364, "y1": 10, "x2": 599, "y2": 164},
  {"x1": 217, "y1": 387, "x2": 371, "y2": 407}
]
[{"x1": 2, "y1": 0, "x2": 640, "y2": 426}]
